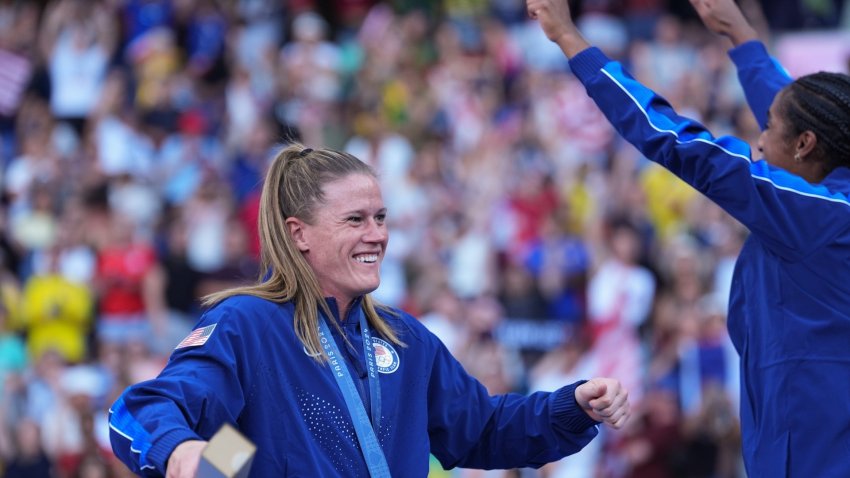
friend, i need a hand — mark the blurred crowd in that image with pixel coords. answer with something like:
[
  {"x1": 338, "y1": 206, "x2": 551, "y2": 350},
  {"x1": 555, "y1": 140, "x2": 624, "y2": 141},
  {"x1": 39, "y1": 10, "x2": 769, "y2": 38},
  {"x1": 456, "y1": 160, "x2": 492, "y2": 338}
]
[{"x1": 0, "y1": 0, "x2": 847, "y2": 477}]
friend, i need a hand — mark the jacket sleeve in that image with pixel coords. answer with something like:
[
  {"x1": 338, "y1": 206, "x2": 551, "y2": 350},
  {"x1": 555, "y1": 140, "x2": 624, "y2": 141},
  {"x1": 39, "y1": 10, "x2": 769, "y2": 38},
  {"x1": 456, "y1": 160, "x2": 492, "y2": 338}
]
[
  {"x1": 108, "y1": 309, "x2": 250, "y2": 476},
  {"x1": 728, "y1": 40, "x2": 793, "y2": 130},
  {"x1": 569, "y1": 47, "x2": 850, "y2": 261},
  {"x1": 426, "y1": 340, "x2": 598, "y2": 470}
]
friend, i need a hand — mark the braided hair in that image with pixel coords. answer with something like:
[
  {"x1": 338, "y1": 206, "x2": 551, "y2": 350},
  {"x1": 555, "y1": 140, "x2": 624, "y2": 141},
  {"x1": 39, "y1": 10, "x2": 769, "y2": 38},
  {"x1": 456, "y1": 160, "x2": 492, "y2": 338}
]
[{"x1": 780, "y1": 72, "x2": 850, "y2": 172}]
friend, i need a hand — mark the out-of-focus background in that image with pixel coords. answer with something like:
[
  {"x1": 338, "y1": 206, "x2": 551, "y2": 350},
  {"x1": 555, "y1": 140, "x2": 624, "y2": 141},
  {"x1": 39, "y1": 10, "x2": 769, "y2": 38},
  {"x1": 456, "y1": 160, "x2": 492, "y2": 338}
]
[{"x1": 0, "y1": 0, "x2": 847, "y2": 476}]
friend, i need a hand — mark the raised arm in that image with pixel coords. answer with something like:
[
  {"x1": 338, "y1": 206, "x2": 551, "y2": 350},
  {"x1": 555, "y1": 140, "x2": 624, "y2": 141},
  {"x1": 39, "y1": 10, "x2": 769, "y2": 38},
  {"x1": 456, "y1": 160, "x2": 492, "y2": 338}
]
[
  {"x1": 527, "y1": 0, "x2": 589, "y2": 58},
  {"x1": 689, "y1": 0, "x2": 792, "y2": 129},
  {"x1": 689, "y1": 0, "x2": 758, "y2": 47},
  {"x1": 527, "y1": 0, "x2": 850, "y2": 260}
]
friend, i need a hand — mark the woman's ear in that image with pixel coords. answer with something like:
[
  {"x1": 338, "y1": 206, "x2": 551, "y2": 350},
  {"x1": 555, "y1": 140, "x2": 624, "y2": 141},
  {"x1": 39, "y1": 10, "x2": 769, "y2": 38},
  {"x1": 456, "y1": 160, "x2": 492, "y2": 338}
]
[
  {"x1": 285, "y1": 217, "x2": 309, "y2": 252},
  {"x1": 795, "y1": 130, "x2": 818, "y2": 160}
]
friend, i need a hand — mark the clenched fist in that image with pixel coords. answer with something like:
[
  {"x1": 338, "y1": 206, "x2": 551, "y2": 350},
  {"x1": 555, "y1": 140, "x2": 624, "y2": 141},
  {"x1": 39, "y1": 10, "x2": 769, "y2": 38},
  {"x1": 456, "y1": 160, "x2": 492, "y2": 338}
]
[{"x1": 575, "y1": 378, "x2": 630, "y2": 429}]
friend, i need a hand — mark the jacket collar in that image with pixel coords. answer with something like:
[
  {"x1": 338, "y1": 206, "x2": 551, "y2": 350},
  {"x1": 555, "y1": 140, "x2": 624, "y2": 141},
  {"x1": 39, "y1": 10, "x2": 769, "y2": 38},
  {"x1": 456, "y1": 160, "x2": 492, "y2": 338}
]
[
  {"x1": 822, "y1": 166, "x2": 850, "y2": 195},
  {"x1": 323, "y1": 296, "x2": 365, "y2": 324}
]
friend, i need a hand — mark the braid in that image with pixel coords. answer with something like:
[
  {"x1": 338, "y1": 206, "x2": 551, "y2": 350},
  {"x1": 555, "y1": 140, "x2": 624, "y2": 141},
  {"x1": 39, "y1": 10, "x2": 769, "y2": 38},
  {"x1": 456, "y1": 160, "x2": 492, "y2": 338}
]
[
  {"x1": 784, "y1": 72, "x2": 850, "y2": 171},
  {"x1": 818, "y1": 74, "x2": 850, "y2": 107},
  {"x1": 799, "y1": 99, "x2": 850, "y2": 162}
]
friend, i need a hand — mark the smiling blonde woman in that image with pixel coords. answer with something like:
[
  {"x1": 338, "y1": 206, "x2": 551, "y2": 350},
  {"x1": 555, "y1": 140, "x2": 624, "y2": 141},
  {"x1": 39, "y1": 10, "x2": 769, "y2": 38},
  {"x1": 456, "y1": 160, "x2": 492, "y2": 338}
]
[{"x1": 108, "y1": 143, "x2": 630, "y2": 478}]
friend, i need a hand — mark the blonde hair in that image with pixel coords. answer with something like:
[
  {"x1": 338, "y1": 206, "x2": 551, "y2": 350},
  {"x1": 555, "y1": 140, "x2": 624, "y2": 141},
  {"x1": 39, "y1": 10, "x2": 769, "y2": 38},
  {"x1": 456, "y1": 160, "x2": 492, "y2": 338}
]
[{"x1": 202, "y1": 143, "x2": 402, "y2": 361}]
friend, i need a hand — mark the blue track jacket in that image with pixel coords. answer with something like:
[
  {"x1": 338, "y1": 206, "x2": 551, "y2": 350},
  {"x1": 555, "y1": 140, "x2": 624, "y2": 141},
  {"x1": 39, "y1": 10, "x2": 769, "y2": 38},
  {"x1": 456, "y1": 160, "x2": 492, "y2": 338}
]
[
  {"x1": 569, "y1": 43, "x2": 850, "y2": 477},
  {"x1": 109, "y1": 295, "x2": 599, "y2": 476}
]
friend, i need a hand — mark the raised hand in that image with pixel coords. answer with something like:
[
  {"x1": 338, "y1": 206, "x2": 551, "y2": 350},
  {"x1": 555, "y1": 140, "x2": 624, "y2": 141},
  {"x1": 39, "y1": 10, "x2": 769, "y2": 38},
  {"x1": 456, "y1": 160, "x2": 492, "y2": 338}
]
[
  {"x1": 689, "y1": 0, "x2": 758, "y2": 45},
  {"x1": 575, "y1": 378, "x2": 630, "y2": 429},
  {"x1": 526, "y1": 0, "x2": 590, "y2": 57}
]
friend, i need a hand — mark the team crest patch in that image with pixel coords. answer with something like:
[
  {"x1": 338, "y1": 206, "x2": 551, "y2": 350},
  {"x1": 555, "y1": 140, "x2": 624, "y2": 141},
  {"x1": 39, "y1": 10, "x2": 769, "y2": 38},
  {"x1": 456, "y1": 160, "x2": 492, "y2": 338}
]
[
  {"x1": 371, "y1": 338, "x2": 399, "y2": 374},
  {"x1": 176, "y1": 324, "x2": 217, "y2": 349}
]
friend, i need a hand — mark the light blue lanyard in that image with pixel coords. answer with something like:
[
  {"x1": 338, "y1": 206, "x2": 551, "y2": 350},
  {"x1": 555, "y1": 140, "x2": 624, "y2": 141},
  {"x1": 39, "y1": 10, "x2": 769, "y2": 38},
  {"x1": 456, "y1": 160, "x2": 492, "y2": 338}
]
[{"x1": 318, "y1": 311, "x2": 390, "y2": 478}]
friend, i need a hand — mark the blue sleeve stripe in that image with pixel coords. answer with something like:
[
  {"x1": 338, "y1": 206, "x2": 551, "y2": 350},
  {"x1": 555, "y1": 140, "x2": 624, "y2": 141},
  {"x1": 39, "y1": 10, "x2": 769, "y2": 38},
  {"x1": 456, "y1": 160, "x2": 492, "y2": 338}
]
[
  {"x1": 599, "y1": 66, "x2": 850, "y2": 208},
  {"x1": 771, "y1": 57, "x2": 792, "y2": 81},
  {"x1": 109, "y1": 396, "x2": 155, "y2": 469},
  {"x1": 749, "y1": 160, "x2": 850, "y2": 206},
  {"x1": 109, "y1": 419, "x2": 133, "y2": 441},
  {"x1": 598, "y1": 67, "x2": 752, "y2": 163},
  {"x1": 753, "y1": 174, "x2": 850, "y2": 207}
]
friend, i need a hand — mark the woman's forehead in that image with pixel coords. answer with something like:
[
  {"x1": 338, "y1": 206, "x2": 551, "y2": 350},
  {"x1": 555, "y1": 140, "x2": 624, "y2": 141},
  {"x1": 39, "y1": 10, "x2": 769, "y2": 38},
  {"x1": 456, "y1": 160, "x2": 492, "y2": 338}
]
[{"x1": 319, "y1": 174, "x2": 383, "y2": 207}]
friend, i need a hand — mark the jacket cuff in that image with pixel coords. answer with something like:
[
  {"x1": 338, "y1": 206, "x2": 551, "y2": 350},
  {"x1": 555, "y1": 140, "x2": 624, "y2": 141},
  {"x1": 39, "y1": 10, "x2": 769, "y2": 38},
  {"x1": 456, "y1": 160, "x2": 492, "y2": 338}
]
[
  {"x1": 147, "y1": 428, "x2": 203, "y2": 475},
  {"x1": 568, "y1": 47, "x2": 610, "y2": 83},
  {"x1": 550, "y1": 380, "x2": 600, "y2": 433},
  {"x1": 728, "y1": 40, "x2": 769, "y2": 67}
]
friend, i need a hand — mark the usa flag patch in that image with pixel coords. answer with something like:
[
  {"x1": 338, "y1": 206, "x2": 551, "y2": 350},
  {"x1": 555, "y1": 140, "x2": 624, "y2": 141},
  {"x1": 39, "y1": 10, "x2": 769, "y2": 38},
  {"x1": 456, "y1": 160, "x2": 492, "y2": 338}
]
[{"x1": 176, "y1": 324, "x2": 217, "y2": 349}]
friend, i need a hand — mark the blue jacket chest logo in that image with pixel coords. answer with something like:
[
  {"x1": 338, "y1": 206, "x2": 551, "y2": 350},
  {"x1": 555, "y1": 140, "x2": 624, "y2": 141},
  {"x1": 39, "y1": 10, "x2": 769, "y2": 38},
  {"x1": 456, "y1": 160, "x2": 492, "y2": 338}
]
[{"x1": 372, "y1": 338, "x2": 400, "y2": 374}]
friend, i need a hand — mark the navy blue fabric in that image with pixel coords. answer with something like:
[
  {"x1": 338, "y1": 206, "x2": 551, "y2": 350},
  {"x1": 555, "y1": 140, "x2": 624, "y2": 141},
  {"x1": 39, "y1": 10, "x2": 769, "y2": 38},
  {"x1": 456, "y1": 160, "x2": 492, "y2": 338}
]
[
  {"x1": 109, "y1": 295, "x2": 599, "y2": 476},
  {"x1": 569, "y1": 44, "x2": 850, "y2": 478}
]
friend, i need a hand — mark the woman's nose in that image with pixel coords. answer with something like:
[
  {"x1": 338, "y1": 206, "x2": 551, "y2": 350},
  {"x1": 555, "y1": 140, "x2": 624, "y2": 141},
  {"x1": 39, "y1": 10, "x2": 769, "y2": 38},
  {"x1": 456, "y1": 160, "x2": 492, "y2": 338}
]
[{"x1": 364, "y1": 220, "x2": 387, "y2": 242}]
